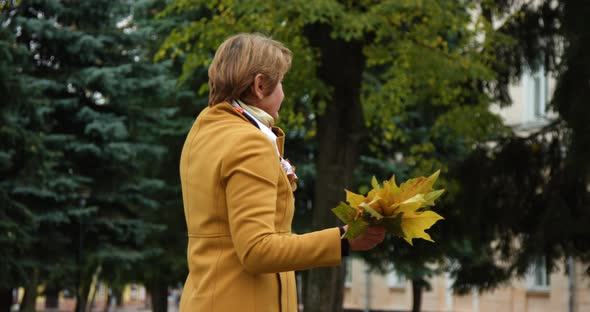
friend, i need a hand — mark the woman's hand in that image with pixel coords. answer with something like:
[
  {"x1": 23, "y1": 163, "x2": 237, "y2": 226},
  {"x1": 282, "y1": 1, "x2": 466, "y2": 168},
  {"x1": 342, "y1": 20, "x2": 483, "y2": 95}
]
[{"x1": 344, "y1": 225, "x2": 386, "y2": 251}]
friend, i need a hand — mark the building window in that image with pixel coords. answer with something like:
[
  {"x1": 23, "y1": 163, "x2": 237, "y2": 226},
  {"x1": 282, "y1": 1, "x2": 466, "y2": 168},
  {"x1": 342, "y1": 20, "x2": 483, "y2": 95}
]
[
  {"x1": 526, "y1": 256, "x2": 550, "y2": 290},
  {"x1": 345, "y1": 258, "x2": 352, "y2": 288},
  {"x1": 523, "y1": 65, "x2": 547, "y2": 124},
  {"x1": 387, "y1": 266, "x2": 406, "y2": 289},
  {"x1": 533, "y1": 74, "x2": 543, "y2": 117}
]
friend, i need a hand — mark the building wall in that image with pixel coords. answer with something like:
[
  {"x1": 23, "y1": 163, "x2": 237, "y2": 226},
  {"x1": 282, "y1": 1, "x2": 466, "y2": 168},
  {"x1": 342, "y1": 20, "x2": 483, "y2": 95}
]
[
  {"x1": 343, "y1": 259, "x2": 590, "y2": 312},
  {"x1": 18, "y1": 283, "x2": 149, "y2": 311}
]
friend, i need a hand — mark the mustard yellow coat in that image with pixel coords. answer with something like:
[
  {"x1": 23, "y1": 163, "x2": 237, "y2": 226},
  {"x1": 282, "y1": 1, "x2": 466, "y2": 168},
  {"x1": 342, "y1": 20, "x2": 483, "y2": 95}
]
[{"x1": 179, "y1": 102, "x2": 342, "y2": 312}]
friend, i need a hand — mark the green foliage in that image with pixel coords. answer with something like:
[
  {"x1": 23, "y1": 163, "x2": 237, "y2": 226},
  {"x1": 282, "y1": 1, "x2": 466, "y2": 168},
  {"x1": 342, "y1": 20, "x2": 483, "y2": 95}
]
[
  {"x1": 115, "y1": 0, "x2": 201, "y2": 293},
  {"x1": 158, "y1": 0, "x2": 329, "y2": 130},
  {"x1": 363, "y1": 0, "x2": 590, "y2": 295},
  {"x1": 0, "y1": 1, "x2": 189, "y2": 306},
  {"x1": 344, "y1": 1, "x2": 511, "y2": 295},
  {"x1": 0, "y1": 2, "x2": 46, "y2": 286},
  {"x1": 430, "y1": 1, "x2": 590, "y2": 292}
]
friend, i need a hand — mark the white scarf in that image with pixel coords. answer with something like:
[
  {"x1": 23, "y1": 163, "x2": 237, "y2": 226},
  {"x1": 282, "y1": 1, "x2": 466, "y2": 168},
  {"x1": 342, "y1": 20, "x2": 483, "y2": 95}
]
[
  {"x1": 231, "y1": 100, "x2": 298, "y2": 183},
  {"x1": 232, "y1": 100, "x2": 280, "y2": 157}
]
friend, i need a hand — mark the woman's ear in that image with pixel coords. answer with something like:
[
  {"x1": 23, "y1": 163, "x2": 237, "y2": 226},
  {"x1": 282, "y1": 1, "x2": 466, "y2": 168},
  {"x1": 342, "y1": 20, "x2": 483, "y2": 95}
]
[{"x1": 253, "y1": 74, "x2": 265, "y2": 100}]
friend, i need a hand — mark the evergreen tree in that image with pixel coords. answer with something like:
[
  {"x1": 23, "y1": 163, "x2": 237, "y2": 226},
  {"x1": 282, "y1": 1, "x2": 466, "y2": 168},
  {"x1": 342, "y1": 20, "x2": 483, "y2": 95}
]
[
  {"x1": 0, "y1": 2, "x2": 44, "y2": 310},
  {"x1": 448, "y1": 0, "x2": 590, "y2": 287},
  {"x1": 1, "y1": 1, "x2": 179, "y2": 311},
  {"x1": 123, "y1": 1, "x2": 204, "y2": 311}
]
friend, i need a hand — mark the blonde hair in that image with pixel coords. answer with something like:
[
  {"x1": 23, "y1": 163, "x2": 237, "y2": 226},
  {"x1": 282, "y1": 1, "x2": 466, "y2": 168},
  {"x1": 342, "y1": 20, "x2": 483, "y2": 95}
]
[{"x1": 208, "y1": 33, "x2": 292, "y2": 106}]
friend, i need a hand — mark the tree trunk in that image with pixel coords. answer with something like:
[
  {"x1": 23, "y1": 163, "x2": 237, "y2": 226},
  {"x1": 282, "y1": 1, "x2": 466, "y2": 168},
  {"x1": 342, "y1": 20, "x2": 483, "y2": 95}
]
[
  {"x1": 147, "y1": 283, "x2": 168, "y2": 312},
  {"x1": 113, "y1": 287, "x2": 123, "y2": 308},
  {"x1": 44, "y1": 286, "x2": 59, "y2": 309},
  {"x1": 0, "y1": 288, "x2": 13, "y2": 312},
  {"x1": 86, "y1": 288, "x2": 97, "y2": 312},
  {"x1": 19, "y1": 288, "x2": 37, "y2": 312},
  {"x1": 303, "y1": 24, "x2": 367, "y2": 312},
  {"x1": 102, "y1": 286, "x2": 123, "y2": 312},
  {"x1": 85, "y1": 265, "x2": 102, "y2": 312},
  {"x1": 102, "y1": 289, "x2": 112, "y2": 312},
  {"x1": 411, "y1": 279, "x2": 424, "y2": 312},
  {"x1": 74, "y1": 291, "x2": 86, "y2": 312},
  {"x1": 20, "y1": 269, "x2": 39, "y2": 312},
  {"x1": 74, "y1": 278, "x2": 91, "y2": 312}
]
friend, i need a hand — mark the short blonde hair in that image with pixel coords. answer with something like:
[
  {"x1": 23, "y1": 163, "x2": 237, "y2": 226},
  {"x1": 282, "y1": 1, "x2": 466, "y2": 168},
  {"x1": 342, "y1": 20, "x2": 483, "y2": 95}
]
[{"x1": 208, "y1": 33, "x2": 292, "y2": 106}]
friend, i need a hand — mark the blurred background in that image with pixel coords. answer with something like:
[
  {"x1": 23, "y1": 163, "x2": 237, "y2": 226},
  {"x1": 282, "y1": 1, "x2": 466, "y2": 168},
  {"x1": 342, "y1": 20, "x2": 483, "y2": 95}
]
[{"x1": 1, "y1": 1, "x2": 589, "y2": 312}]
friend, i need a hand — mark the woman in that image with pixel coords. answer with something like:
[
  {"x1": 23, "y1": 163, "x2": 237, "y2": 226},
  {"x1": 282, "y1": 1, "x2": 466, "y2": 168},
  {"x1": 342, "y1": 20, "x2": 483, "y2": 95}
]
[{"x1": 179, "y1": 33, "x2": 385, "y2": 312}]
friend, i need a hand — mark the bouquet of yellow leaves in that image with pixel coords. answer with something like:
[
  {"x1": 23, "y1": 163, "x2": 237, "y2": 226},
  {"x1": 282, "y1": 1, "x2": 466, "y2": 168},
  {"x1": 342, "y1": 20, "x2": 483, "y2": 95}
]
[{"x1": 332, "y1": 170, "x2": 445, "y2": 245}]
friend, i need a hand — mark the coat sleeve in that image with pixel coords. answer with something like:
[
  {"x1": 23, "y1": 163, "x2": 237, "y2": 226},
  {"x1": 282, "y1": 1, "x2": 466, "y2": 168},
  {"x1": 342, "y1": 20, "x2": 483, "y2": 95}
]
[{"x1": 222, "y1": 130, "x2": 342, "y2": 274}]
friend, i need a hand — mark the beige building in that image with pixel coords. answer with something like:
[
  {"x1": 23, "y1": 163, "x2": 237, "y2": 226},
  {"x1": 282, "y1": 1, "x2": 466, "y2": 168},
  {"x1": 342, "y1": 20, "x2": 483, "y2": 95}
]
[
  {"x1": 17, "y1": 283, "x2": 152, "y2": 311},
  {"x1": 343, "y1": 257, "x2": 590, "y2": 312},
  {"x1": 344, "y1": 65, "x2": 590, "y2": 311}
]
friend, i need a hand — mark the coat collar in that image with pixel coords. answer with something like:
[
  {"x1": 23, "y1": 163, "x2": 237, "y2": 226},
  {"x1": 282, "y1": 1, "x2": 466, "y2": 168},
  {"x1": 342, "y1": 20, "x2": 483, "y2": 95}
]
[{"x1": 212, "y1": 102, "x2": 286, "y2": 157}]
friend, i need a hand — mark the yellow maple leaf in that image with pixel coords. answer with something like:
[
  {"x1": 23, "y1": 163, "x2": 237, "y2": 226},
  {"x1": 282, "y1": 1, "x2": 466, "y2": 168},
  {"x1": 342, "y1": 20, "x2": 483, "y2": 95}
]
[
  {"x1": 345, "y1": 189, "x2": 367, "y2": 219},
  {"x1": 400, "y1": 210, "x2": 444, "y2": 245},
  {"x1": 345, "y1": 189, "x2": 366, "y2": 208},
  {"x1": 393, "y1": 170, "x2": 440, "y2": 204},
  {"x1": 392, "y1": 194, "x2": 427, "y2": 215}
]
